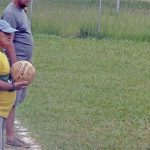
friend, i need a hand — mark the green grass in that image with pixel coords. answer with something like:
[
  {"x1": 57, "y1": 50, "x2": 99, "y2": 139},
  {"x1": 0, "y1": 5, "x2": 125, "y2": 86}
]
[
  {"x1": 30, "y1": 1, "x2": 150, "y2": 41},
  {"x1": 0, "y1": 0, "x2": 150, "y2": 41},
  {"x1": 17, "y1": 35, "x2": 150, "y2": 150}
]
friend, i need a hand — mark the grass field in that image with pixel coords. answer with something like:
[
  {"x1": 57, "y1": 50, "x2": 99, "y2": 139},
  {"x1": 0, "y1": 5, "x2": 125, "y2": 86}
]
[{"x1": 17, "y1": 35, "x2": 150, "y2": 150}]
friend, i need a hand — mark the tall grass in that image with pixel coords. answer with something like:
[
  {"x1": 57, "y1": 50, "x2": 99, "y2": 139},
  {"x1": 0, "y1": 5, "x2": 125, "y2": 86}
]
[
  {"x1": 31, "y1": 0, "x2": 150, "y2": 41},
  {"x1": 99, "y1": 9, "x2": 150, "y2": 41},
  {"x1": 0, "y1": 0, "x2": 150, "y2": 41},
  {"x1": 32, "y1": 3, "x2": 98, "y2": 36}
]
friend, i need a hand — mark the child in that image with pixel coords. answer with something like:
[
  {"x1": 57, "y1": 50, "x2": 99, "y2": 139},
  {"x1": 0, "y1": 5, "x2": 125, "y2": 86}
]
[{"x1": 0, "y1": 19, "x2": 27, "y2": 150}]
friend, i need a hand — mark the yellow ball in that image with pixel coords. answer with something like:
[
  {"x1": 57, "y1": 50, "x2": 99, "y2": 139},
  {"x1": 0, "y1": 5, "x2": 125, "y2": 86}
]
[{"x1": 11, "y1": 60, "x2": 36, "y2": 85}]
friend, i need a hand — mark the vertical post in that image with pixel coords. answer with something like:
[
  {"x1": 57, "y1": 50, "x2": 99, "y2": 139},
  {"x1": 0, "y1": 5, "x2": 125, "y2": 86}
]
[
  {"x1": 116, "y1": 0, "x2": 120, "y2": 13},
  {"x1": 98, "y1": 0, "x2": 102, "y2": 33},
  {"x1": 29, "y1": 0, "x2": 34, "y2": 24}
]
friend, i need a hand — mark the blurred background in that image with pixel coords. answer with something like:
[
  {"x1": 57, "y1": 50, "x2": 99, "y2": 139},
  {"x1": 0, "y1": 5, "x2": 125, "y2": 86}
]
[{"x1": 0, "y1": 0, "x2": 150, "y2": 41}]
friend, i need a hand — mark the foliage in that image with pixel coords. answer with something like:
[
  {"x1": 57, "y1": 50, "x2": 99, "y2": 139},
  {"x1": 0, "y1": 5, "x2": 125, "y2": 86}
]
[{"x1": 0, "y1": 0, "x2": 150, "y2": 41}]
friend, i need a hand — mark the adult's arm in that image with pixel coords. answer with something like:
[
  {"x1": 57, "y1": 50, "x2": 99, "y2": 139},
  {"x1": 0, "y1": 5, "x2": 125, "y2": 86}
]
[
  {"x1": 2, "y1": 13, "x2": 17, "y2": 66},
  {"x1": 6, "y1": 40, "x2": 17, "y2": 66}
]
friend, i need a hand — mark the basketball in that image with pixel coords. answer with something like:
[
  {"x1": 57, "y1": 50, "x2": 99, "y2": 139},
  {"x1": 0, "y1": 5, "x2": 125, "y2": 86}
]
[{"x1": 11, "y1": 60, "x2": 36, "y2": 85}]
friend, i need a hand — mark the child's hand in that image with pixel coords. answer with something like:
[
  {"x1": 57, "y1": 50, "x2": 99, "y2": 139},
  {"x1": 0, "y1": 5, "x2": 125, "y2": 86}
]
[{"x1": 13, "y1": 81, "x2": 28, "y2": 90}]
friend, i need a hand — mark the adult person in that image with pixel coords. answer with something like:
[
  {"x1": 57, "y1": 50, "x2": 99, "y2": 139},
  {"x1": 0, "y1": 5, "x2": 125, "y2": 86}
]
[
  {"x1": 0, "y1": 19, "x2": 28, "y2": 150},
  {"x1": 1, "y1": 0, "x2": 34, "y2": 148}
]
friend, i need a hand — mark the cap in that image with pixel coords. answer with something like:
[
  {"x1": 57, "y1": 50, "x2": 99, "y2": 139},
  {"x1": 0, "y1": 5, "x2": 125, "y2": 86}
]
[{"x1": 0, "y1": 19, "x2": 18, "y2": 33}]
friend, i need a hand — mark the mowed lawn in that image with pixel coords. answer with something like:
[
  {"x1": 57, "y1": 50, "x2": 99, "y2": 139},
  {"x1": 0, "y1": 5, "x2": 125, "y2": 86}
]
[{"x1": 17, "y1": 35, "x2": 150, "y2": 150}]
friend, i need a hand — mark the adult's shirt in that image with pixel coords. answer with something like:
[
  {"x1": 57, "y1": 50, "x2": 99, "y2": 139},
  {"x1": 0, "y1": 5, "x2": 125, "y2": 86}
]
[{"x1": 2, "y1": 2, "x2": 34, "y2": 61}]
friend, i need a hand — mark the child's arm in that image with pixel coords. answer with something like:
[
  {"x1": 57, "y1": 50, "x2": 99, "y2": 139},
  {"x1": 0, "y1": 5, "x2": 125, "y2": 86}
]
[
  {"x1": 0, "y1": 80, "x2": 28, "y2": 91},
  {"x1": 6, "y1": 37, "x2": 17, "y2": 66},
  {"x1": 0, "y1": 80, "x2": 13, "y2": 91}
]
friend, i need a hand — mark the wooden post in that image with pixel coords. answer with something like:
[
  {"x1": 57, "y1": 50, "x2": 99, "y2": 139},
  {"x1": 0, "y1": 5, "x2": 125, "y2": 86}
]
[{"x1": 98, "y1": 0, "x2": 102, "y2": 33}]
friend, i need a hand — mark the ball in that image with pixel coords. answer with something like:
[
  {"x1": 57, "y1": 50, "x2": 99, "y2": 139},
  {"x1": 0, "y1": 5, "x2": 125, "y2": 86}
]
[{"x1": 11, "y1": 60, "x2": 36, "y2": 85}]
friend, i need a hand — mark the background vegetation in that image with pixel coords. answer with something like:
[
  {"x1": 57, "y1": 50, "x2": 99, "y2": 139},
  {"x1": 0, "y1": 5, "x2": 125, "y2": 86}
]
[
  {"x1": 1, "y1": 0, "x2": 150, "y2": 41},
  {"x1": 33, "y1": 0, "x2": 150, "y2": 41}
]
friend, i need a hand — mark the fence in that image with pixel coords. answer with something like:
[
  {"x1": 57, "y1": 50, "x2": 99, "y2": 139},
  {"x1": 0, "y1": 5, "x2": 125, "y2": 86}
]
[{"x1": 0, "y1": 0, "x2": 150, "y2": 41}]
